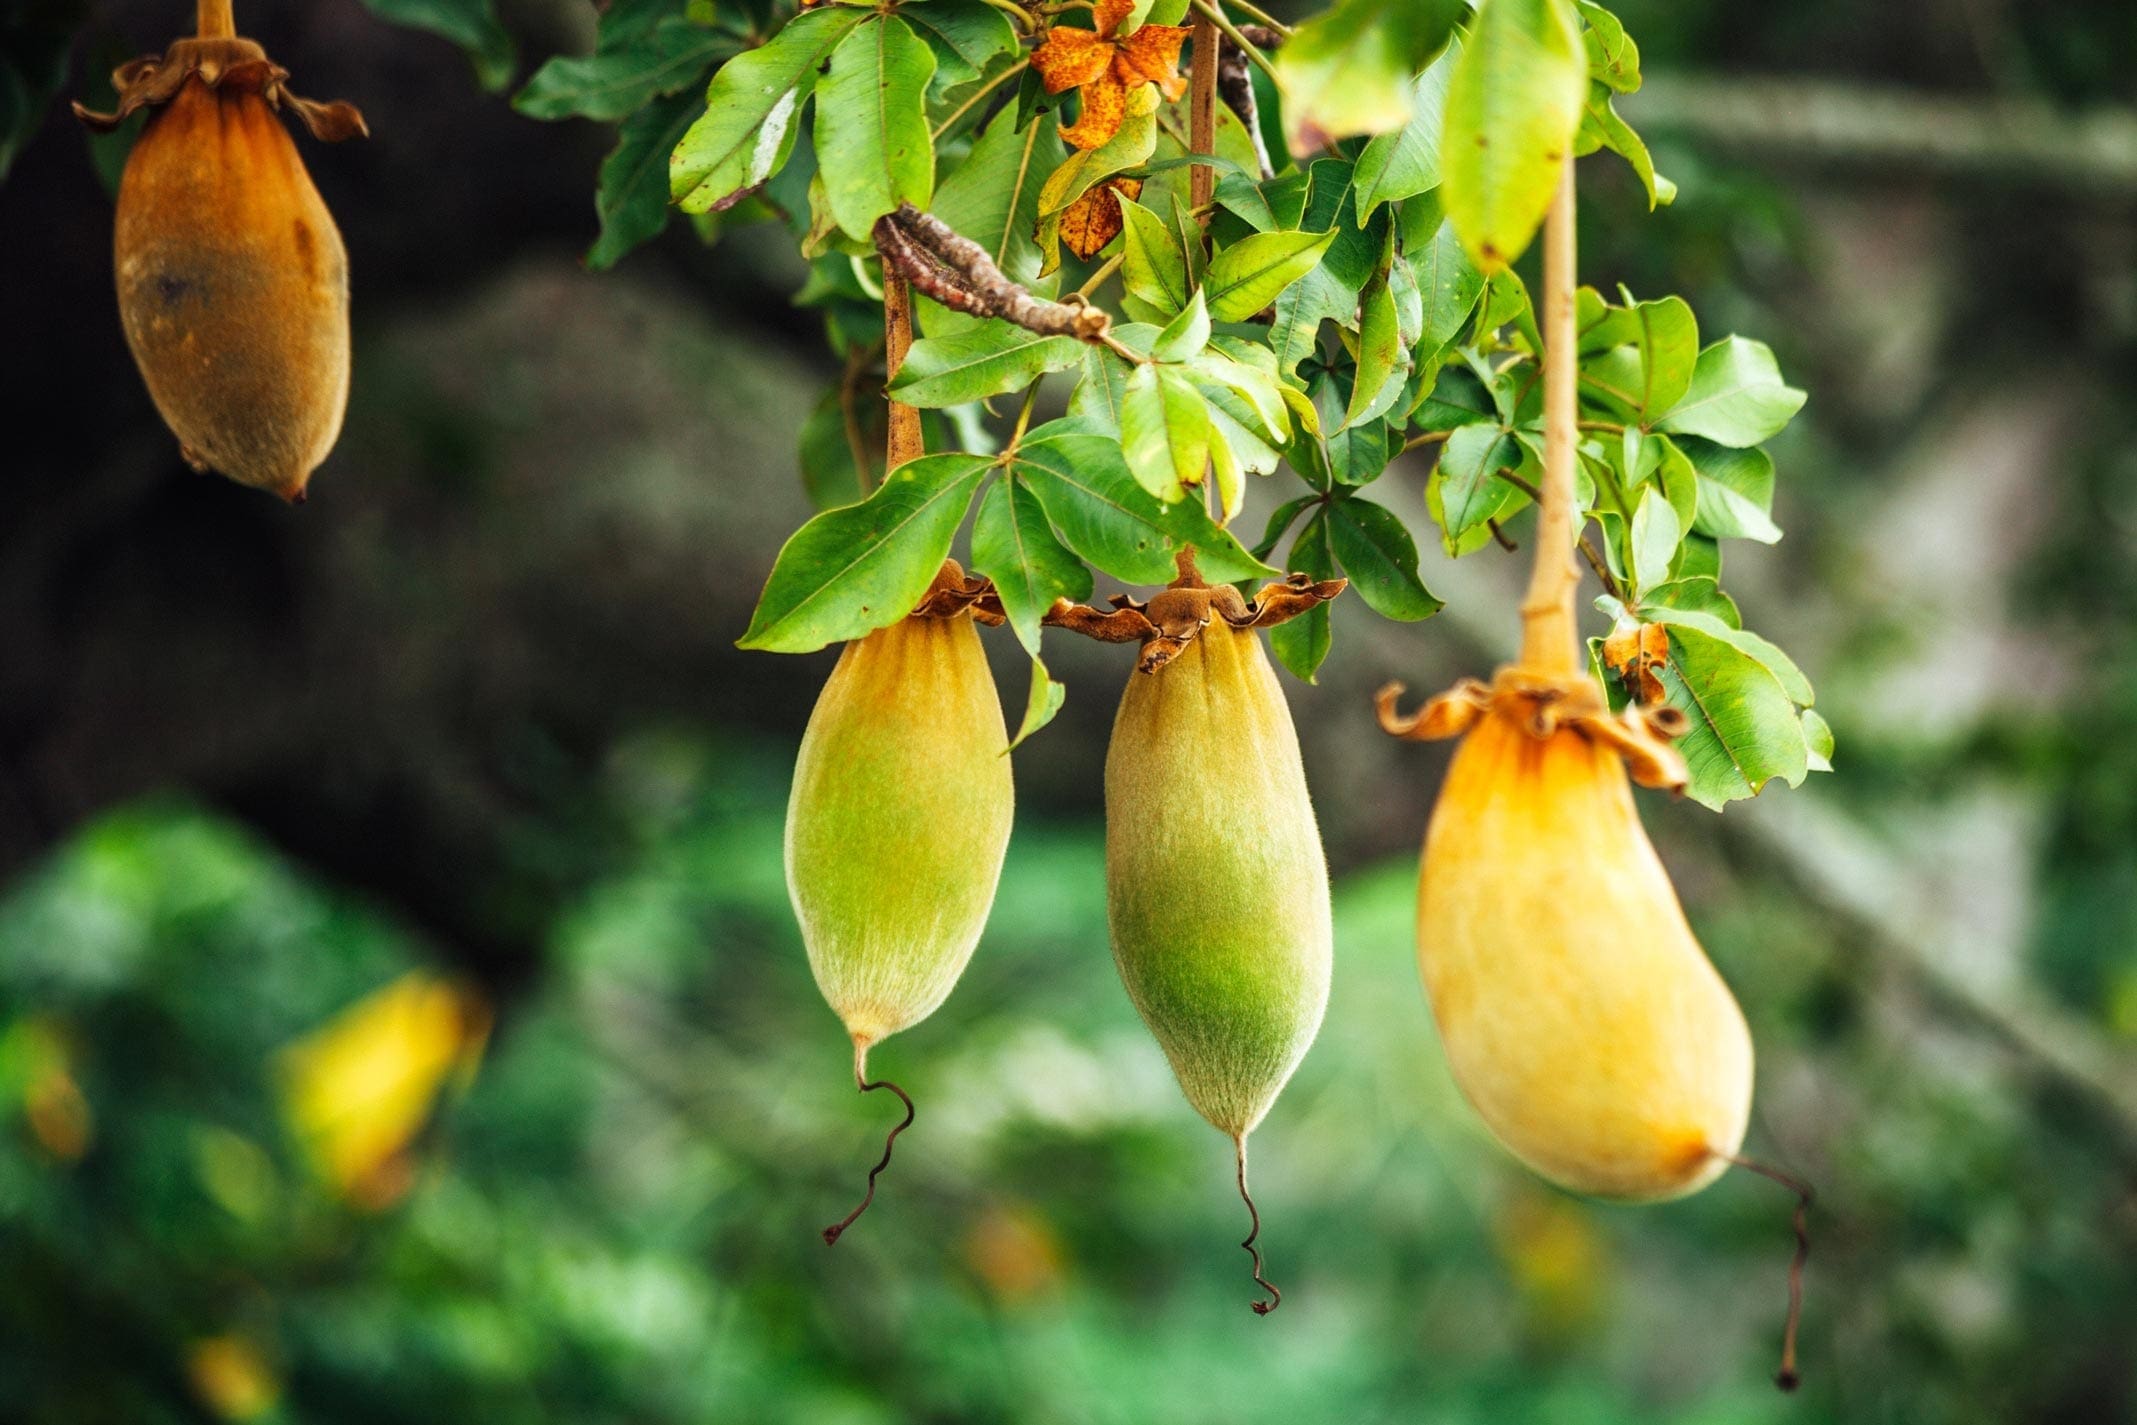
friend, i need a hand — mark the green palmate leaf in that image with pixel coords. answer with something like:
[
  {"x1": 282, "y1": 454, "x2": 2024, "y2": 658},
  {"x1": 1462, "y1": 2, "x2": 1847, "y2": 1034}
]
[
  {"x1": 739, "y1": 453, "x2": 991, "y2": 653},
  {"x1": 1352, "y1": 38, "x2": 1459, "y2": 219},
  {"x1": 1011, "y1": 654, "x2": 1068, "y2": 748},
  {"x1": 814, "y1": 16, "x2": 937, "y2": 239},
  {"x1": 1214, "y1": 172, "x2": 1277, "y2": 231},
  {"x1": 889, "y1": 325, "x2": 1084, "y2": 406},
  {"x1": 1626, "y1": 295, "x2": 1698, "y2": 417},
  {"x1": 671, "y1": 6, "x2": 866, "y2": 212},
  {"x1": 1344, "y1": 274, "x2": 1408, "y2": 430},
  {"x1": 1654, "y1": 621, "x2": 1811, "y2": 809},
  {"x1": 1068, "y1": 343, "x2": 1137, "y2": 432},
  {"x1": 1658, "y1": 337, "x2": 1807, "y2": 446},
  {"x1": 1440, "y1": 0, "x2": 1587, "y2": 272},
  {"x1": 902, "y1": 0, "x2": 1020, "y2": 90},
  {"x1": 1275, "y1": 0, "x2": 1464, "y2": 152},
  {"x1": 1431, "y1": 422, "x2": 1520, "y2": 547},
  {"x1": 930, "y1": 101, "x2": 1065, "y2": 287},
  {"x1": 1407, "y1": 206, "x2": 1487, "y2": 356},
  {"x1": 1643, "y1": 607, "x2": 1812, "y2": 705},
  {"x1": 1576, "y1": 82, "x2": 1675, "y2": 208},
  {"x1": 1629, "y1": 485, "x2": 1680, "y2": 593},
  {"x1": 1120, "y1": 364, "x2": 1212, "y2": 503},
  {"x1": 1638, "y1": 575, "x2": 1741, "y2": 626},
  {"x1": 1195, "y1": 343, "x2": 1291, "y2": 441},
  {"x1": 1326, "y1": 497, "x2": 1441, "y2": 620},
  {"x1": 1575, "y1": 0, "x2": 1641, "y2": 92},
  {"x1": 1269, "y1": 266, "x2": 1355, "y2": 378},
  {"x1": 361, "y1": 0, "x2": 515, "y2": 90},
  {"x1": 1203, "y1": 229, "x2": 1339, "y2": 322},
  {"x1": 1120, "y1": 199, "x2": 1191, "y2": 317},
  {"x1": 1151, "y1": 291, "x2": 1211, "y2": 363},
  {"x1": 588, "y1": 88, "x2": 703, "y2": 270},
  {"x1": 1255, "y1": 495, "x2": 1318, "y2": 561},
  {"x1": 515, "y1": 16, "x2": 735, "y2": 121},
  {"x1": 971, "y1": 477, "x2": 1094, "y2": 652},
  {"x1": 1682, "y1": 437, "x2": 1782, "y2": 543},
  {"x1": 1013, "y1": 426, "x2": 1275, "y2": 584},
  {"x1": 1269, "y1": 509, "x2": 1339, "y2": 682}
]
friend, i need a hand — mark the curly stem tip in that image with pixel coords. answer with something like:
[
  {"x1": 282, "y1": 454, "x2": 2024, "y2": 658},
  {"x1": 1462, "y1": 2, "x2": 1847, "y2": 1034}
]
[{"x1": 821, "y1": 1051, "x2": 916, "y2": 1246}]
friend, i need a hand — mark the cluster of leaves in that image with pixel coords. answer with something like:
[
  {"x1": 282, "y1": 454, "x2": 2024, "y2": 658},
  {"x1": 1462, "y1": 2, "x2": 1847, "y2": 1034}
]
[{"x1": 515, "y1": 0, "x2": 1820, "y2": 806}]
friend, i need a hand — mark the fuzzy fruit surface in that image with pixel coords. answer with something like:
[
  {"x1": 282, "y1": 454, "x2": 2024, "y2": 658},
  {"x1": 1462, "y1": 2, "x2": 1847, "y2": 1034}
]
[
  {"x1": 1105, "y1": 621, "x2": 1332, "y2": 1138},
  {"x1": 115, "y1": 74, "x2": 349, "y2": 500},
  {"x1": 785, "y1": 611, "x2": 1014, "y2": 1054},
  {"x1": 1419, "y1": 708, "x2": 1752, "y2": 1200}
]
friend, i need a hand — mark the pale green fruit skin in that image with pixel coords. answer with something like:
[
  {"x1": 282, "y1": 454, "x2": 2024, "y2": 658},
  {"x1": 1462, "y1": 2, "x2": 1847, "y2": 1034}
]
[
  {"x1": 1418, "y1": 709, "x2": 1753, "y2": 1202},
  {"x1": 1105, "y1": 622, "x2": 1333, "y2": 1138},
  {"x1": 785, "y1": 612, "x2": 1014, "y2": 1052}
]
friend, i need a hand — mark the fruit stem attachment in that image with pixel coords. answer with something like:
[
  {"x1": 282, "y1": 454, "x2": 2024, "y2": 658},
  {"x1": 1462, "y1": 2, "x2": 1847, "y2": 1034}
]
[
  {"x1": 821, "y1": 1043, "x2": 916, "y2": 1246},
  {"x1": 1234, "y1": 1135, "x2": 1281, "y2": 1315},
  {"x1": 1720, "y1": 1151, "x2": 1815, "y2": 1392},
  {"x1": 198, "y1": 0, "x2": 236, "y2": 39},
  {"x1": 1518, "y1": 159, "x2": 1582, "y2": 675},
  {"x1": 1189, "y1": 10, "x2": 1220, "y2": 217},
  {"x1": 881, "y1": 268, "x2": 922, "y2": 479}
]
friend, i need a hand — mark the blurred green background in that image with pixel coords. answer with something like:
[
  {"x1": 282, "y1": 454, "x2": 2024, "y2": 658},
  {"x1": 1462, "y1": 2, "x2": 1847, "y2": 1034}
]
[{"x1": 3, "y1": 0, "x2": 2135, "y2": 1421}]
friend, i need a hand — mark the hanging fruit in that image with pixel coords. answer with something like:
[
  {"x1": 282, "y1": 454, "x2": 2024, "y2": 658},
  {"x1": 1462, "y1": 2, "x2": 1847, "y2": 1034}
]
[
  {"x1": 75, "y1": 0, "x2": 365, "y2": 503},
  {"x1": 1050, "y1": 551, "x2": 1344, "y2": 1312},
  {"x1": 787, "y1": 560, "x2": 1017, "y2": 1244}
]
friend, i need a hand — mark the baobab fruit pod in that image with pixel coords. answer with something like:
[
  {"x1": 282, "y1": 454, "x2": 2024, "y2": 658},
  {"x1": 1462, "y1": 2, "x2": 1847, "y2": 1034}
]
[
  {"x1": 1105, "y1": 615, "x2": 1332, "y2": 1143},
  {"x1": 785, "y1": 562, "x2": 1014, "y2": 1240},
  {"x1": 76, "y1": 2, "x2": 366, "y2": 502},
  {"x1": 1380, "y1": 671, "x2": 1753, "y2": 1202},
  {"x1": 1051, "y1": 551, "x2": 1344, "y2": 1311}
]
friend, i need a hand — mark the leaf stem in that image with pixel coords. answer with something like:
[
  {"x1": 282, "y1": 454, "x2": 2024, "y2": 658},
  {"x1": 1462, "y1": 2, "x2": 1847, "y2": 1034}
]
[
  {"x1": 973, "y1": 0, "x2": 1039, "y2": 32},
  {"x1": 1076, "y1": 251, "x2": 1125, "y2": 298},
  {"x1": 1010, "y1": 380, "x2": 1044, "y2": 449},
  {"x1": 1217, "y1": 0, "x2": 1291, "y2": 37},
  {"x1": 1518, "y1": 162, "x2": 1582, "y2": 672},
  {"x1": 1499, "y1": 467, "x2": 1622, "y2": 602},
  {"x1": 1191, "y1": 0, "x2": 1282, "y2": 87},
  {"x1": 931, "y1": 58, "x2": 1030, "y2": 142}
]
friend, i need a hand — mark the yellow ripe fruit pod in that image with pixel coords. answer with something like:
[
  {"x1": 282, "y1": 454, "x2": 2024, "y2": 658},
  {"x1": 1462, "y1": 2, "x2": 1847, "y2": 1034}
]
[
  {"x1": 77, "y1": 11, "x2": 366, "y2": 502},
  {"x1": 785, "y1": 563, "x2": 1015, "y2": 1063},
  {"x1": 1385, "y1": 670, "x2": 1752, "y2": 1202}
]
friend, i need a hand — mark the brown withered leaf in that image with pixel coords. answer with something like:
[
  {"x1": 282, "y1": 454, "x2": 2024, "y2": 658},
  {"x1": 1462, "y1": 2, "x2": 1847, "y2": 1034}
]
[
  {"x1": 1601, "y1": 619, "x2": 1670, "y2": 704},
  {"x1": 1033, "y1": 0, "x2": 1190, "y2": 152},
  {"x1": 1058, "y1": 176, "x2": 1142, "y2": 260}
]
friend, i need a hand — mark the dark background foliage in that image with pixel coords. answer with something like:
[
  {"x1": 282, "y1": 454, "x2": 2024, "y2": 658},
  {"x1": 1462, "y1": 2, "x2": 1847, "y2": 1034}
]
[{"x1": 2, "y1": 1, "x2": 2134, "y2": 1421}]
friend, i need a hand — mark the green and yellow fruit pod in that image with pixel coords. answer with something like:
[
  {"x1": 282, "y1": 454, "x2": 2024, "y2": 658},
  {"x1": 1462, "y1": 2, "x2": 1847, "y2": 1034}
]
[
  {"x1": 75, "y1": 0, "x2": 366, "y2": 503},
  {"x1": 1051, "y1": 550, "x2": 1345, "y2": 1313},
  {"x1": 786, "y1": 560, "x2": 1015, "y2": 1243}
]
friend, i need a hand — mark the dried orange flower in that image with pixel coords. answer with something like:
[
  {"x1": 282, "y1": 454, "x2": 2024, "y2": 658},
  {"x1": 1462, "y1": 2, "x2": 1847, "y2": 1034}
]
[
  {"x1": 1032, "y1": 0, "x2": 1190, "y2": 151},
  {"x1": 1059, "y1": 175, "x2": 1142, "y2": 259}
]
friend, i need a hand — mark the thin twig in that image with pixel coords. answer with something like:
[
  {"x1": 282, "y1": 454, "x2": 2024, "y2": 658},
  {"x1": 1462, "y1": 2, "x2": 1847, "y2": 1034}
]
[
  {"x1": 1718, "y1": 1152, "x2": 1815, "y2": 1393},
  {"x1": 874, "y1": 206, "x2": 1114, "y2": 342},
  {"x1": 1218, "y1": 0, "x2": 1291, "y2": 37},
  {"x1": 1193, "y1": 0, "x2": 1282, "y2": 88},
  {"x1": 1188, "y1": 9, "x2": 1220, "y2": 216},
  {"x1": 1499, "y1": 467, "x2": 1623, "y2": 601}
]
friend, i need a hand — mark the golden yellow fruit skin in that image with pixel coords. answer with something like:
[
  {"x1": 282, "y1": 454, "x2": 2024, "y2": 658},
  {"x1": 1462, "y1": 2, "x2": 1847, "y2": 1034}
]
[
  {"x1": 1106, "y1": 622, "x2": 1332, "y2": 1138},
  {"x1": 115, "y1": 76, "x2": 350, "y2": 500},
  {"x1": 1418, "y1": 709, "x2": 1752, "y2": 1201},
  {"x1": 785, "y1": 612, "x2": 1014, "y2": 1052}
]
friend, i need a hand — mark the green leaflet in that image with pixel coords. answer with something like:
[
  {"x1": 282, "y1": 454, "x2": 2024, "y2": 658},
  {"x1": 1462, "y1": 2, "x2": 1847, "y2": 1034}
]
[
  {"x1": 1013, "y1": 426, "x2": 1274, "y2": 585},
  {"x1": 1275, "y1": 0, "x2": 1463, "y2": 151},
  {"x1": 931, "y1": 102, "x2": 1066, "y2": 288},
  {"x1": 814, "y1": 16, "x2": 937, "y2": 240},
  {"x1": 516, "y1": 15, "x2": 736, "y2": 122},
  {"x1": 670, "y1": 6, "x2": 866, "y2": 213},
  {"x1": 739, "y1": 454, "x2": 991, "y2": 653},
  {"x1": 889, "y1": 326, "x2": 1084, "y2": 407},
  {"x1": 1440, "y1": 0, "x2": 1587, "y2": 272},
  {"x1": 1203, "y1": 230, "x2": 1338, "y2": 322},
  {"x1": 970, "y1": 477, "x2": 1093, "y2": 654}
]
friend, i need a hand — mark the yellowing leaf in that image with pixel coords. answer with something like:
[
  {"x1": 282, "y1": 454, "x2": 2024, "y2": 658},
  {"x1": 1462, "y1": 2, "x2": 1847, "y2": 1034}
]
[
  {"x1": 1032, "y1": 0, "x2": 1188, "y2": 152},
  {"x1": 1060, "y1": 176, "x2": 1142, "y2": 259},
  {"x1": 278, "y1": 972, "x2": 488, "y2": 1210}
]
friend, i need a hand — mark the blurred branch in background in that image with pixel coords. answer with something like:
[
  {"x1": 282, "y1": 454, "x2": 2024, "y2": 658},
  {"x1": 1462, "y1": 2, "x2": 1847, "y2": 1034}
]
[{"x1": 1632, "y1": 76, "x2": 2137, "y2": 195}]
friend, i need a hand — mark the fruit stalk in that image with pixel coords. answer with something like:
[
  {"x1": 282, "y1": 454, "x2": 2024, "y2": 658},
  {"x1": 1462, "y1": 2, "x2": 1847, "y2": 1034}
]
[
  {"x1": 198, "y1": 0, "x2": 235, "y2": 40},
  {"x1": 1189, "y1": 10, "x2": 1219, "y2": 215},
  {"x1": 882, "y1": 267, "x2": 921, "y2": 478},
  {"x1": 1519, "y1": 161, "x2": 1581, "y2": 674}
]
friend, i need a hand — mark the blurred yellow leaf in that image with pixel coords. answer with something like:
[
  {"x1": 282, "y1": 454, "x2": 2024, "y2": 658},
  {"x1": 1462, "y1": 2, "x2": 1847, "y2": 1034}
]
[
  {"x1": 278, "y1": 972, "x2": 488, "y2": 1210},
  {"x1": 186, "y1": 1335, "x2": 279, "y2": 1421},
  {"x1": 4, "y1": 1016, "x2": 93, "y2": 1161},
  {"x1": 1492, "y1": 1188, "x2": 1605, "y2": 1339},
  {"x1": 962, "y1": 1203, "x2": 1065, "y2": 1303}
]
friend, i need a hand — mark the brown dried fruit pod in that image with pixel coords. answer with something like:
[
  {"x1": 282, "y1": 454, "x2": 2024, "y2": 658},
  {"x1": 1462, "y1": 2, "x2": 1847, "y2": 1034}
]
[{"x1": 76, "y1": 2, "x2": 366, "y2": 502}]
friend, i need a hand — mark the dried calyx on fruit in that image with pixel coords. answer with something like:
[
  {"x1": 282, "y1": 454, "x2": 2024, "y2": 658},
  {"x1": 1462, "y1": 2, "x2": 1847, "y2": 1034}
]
[
  {"x1": 786, "y1": 560, "x2": 1015, "y2": 1245},
  {"x1": 75, "y1": 0, "x2": 365, "y2": 503},
  {"x1": 1052, "y1": 550, "x2": 1344, "y2": 1314}
]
